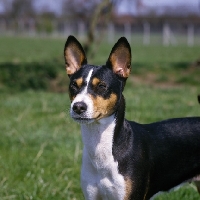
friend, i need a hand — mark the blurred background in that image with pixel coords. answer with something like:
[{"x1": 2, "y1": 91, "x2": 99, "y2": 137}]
[
  {"x1": 0, "y1": 0, "x2": 200, "y2": 92},
  {"x1": 0, "y1": 0, "x2": 200, "y2": 47},
  {"x1": 0, "y1": 1, "x2": 200, "y2": 199}
]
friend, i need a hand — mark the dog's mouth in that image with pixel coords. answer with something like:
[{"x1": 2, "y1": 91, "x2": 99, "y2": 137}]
[
  {"x1": 72, "y1": 117, "x2": 95, "y2": 124},
  {"x1": 72, "y1": 113, "x2": 102, "y2": 124}
]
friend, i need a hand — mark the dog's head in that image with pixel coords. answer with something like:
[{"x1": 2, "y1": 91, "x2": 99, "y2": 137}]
[{"x1": 64, "y1": 35, "x2": 131, "y2": 124}]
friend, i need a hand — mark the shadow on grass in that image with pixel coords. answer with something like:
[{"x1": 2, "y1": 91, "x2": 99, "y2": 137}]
[
  {"x1": 1, "y1": 60, "x2": 199, "y2": 92},
  {"x1": 0, "y1": 61, "x2": 69, "y2": 92}
]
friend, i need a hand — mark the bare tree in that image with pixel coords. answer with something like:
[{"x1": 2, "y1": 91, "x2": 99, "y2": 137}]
[
  {"x1": 84, "y1": 0, "x2": 113, "y2": 55},
  {"x1": 62, "y1": 0, "x2": 115, "y2": 57},
  {"x1": 62, "y1": 0, "x2": 102, "y2": 19}
]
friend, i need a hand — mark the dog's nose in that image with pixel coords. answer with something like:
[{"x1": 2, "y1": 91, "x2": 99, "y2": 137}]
[{"x1": 73, "y1": 102, "x2": 87, "y2": 115}]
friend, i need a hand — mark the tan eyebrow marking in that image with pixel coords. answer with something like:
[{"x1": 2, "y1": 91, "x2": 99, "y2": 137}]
[
  {"x1": 92, "y1": 77, "x2": 100, "y2": 87},
  {"x1": 76, "y1": 77, "x2": 83, "y2": 88}
]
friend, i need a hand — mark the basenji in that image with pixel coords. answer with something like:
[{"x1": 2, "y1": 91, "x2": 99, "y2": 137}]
[{"x1": 64, "y1": 35, "x2": 200, "y2": 200}]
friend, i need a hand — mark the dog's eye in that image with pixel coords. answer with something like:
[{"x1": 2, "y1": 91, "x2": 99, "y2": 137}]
[
  {"x1": 70, "y1": 81, "x2": 78, "y2": 91},
  {"x1": 97, "y1": 82, "x2": 107, "y2": 91}
]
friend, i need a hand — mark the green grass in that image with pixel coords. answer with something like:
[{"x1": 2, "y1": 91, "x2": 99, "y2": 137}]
[
  {"x1": 0, "y1": 36, "x2": 200, "y2": 199},
  {"x1": 0, "y1": 36, "x2": 65, "y2": 63},
  {"x1": 0, "y1": 92, "x2": 83, "y2": 199}
]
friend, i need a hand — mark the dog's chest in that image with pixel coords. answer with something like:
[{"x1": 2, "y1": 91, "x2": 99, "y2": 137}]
[{"x1": 81, "y1": 117, "x2": 125, "y2": 199}]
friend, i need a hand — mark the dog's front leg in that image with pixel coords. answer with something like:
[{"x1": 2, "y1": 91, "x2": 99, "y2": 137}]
[
  {"x1": 81, "y1": 148, "x2": 101, "y2": 200},
  {"x1": 81, "y1": 180, "x2": 101, "y2": 200}
]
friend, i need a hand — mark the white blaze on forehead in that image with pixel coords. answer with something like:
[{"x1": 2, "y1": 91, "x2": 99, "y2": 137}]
[
  {"x1": 85, "y1": 69, "x2": 93, "y2": 90},
  {"x1": 71, "y1": 69, "x2": 94, "y2": 118},
  {"x1": 78, "y1": 68, "x2": 93, "y2": 96}
]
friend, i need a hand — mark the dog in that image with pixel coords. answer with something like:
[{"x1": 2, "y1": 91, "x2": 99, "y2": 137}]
[{"x1": 64, "y1": 35, "x2": 200, "y2": 200}]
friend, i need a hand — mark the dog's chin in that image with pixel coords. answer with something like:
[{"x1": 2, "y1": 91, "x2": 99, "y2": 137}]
[
  {"x1": 72, "y1": 117, "x2": 95, "y2": 124},
  {"x1": 71, "y1": 112, "x2": 102, "y2": 124}
]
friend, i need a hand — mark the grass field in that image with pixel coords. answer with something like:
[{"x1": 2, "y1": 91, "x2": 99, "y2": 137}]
[{"x1": 0, "y1": 36, "x2": 200, "y2": 200}]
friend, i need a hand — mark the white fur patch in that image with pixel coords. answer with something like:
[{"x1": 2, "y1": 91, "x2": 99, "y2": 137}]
[
  {"x1": 70, "y1": 69, "x2": 94, "y2": 122},
  {"x1": 80, "y1": 115, "x2": 125, "y2": 200}
]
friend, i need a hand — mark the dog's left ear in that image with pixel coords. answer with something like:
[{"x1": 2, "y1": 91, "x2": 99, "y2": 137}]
[
  {"x1": 106, "y1": 37, "x2": 131, "y2": 79},
  {"x1": 64, "y1": 35, "x2": 87, "y2": 77}
]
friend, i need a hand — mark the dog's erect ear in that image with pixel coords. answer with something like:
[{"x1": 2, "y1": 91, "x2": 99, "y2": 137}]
[
  {"x1": 106, "y1": 37, "x2": 131, "y2": 79},
  {"x1": 198, "y1": 95, "x2": 200, "y2": 104},
  {"x1": 64, "y1": 35, "x2": 87, "y2": 76}
]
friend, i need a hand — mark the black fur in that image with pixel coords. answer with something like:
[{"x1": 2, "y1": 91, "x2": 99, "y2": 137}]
[
  {"x1": 113, "y1": 100, "x2": 200, "y2": 199},
  {"x1": 65, "y1": 35, "x2": 200, "y2": 200}
]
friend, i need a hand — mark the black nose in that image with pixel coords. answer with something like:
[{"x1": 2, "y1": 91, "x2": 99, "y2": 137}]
[{"x1": 72, "y1": 102, "x2": 87, "y2": 115}]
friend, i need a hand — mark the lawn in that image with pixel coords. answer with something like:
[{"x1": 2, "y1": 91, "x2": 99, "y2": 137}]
[{"x1": 0, "y1": 36, "x2": 200, "y2": 200}]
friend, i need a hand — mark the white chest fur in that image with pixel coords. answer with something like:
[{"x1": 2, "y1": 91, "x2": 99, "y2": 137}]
[{"x1": 80, "y1": 115, "x2": 125, "y2": 200}]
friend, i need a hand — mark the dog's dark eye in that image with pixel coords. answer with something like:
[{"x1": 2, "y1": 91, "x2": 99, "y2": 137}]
[
  {"x1": 97, "y1": 82, "x2": 107, "y2": 91},
  {"x1": 70, "y1": 81, "x2": 78, "y2": 91}
]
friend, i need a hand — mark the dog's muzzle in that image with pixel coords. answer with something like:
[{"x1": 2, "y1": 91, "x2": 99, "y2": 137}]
[
  {"x1": 72, "y1": 102, "x2": 87, "y2": 115},
  {"x1": 70, "y1": 101, "x2": 95, "y2": 124}
]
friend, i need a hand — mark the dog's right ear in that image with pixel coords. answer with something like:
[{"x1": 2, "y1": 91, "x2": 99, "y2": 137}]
[{"x1": 64, "y1": 35, "x2": 87, "y2": 77}]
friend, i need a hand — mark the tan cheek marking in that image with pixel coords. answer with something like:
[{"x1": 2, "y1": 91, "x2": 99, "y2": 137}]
[
  {"x1": 90, "y1": 93, "x2": 117, "y2": 119},
  {"x1": 124, "y1": 177, "x2": 133, "y2": 200}
]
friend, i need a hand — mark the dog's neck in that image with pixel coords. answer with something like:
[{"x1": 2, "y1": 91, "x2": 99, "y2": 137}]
[
  {"x1": 80, "y1": 96, "x2": 126, "y2": 167},
  {"x1": 113, "y1": 95, "x2": 126, "y2": 142},
  {"x1": 80, "y1": 103, "x2": 126, "y2": 199},
  {"x1": 81, "y1": 115, "x2": 116, "y2": 167}
]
